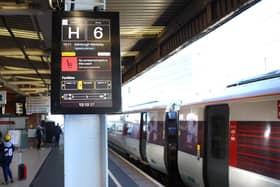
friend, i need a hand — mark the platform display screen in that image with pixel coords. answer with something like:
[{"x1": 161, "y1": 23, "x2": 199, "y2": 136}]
[{"x1": 51, "y1": 11, "x2": 121, "y2": 114}]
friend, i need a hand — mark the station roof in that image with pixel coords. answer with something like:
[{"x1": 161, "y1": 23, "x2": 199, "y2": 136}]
[{"x1": 0, "y1": 0, "x2": 256, "y2": 97}]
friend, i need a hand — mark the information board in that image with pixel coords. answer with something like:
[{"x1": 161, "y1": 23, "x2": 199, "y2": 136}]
[
  {"x1": 51, "y1": 11, "x2": 121, "y2": 114},
  {"x1": 26, "y1": 96, "x2": 50, "y2": 114}
]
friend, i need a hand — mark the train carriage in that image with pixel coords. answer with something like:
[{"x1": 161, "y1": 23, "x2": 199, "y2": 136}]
[
  {"x1": 108, "y1": 73, "x2": 280, "y2": 187},
  {"x1": 178, "y1": 93, "x2": 280, "y2": 187}
]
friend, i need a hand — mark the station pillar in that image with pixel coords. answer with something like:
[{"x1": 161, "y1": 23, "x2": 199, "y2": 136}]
[{"x1": 64, "y1": 115, "x2": 108, "y2": 187}]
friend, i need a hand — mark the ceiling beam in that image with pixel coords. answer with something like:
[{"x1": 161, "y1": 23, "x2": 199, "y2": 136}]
[
  {"x1": 123, "y1": 0, "x2": 257, "y2": 82},
  {"x1": 132, "y1": 0, "x2": 208, "y2": 67},
  {"x1": 158, "y1": 0, "x2": 209, "y2": 43},
  {"x1": 1, "y1": 16, "x2": 48, "y2": 88}
]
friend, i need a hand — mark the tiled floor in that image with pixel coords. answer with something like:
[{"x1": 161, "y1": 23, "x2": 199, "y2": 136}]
[{"x1": 0, "y1": 147, "x2": 51, "y2": 187}]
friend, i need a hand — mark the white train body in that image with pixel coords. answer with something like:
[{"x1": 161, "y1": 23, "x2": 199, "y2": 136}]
[{"x1": 108, "y1": 77, "x2": 280, "y2": 187}]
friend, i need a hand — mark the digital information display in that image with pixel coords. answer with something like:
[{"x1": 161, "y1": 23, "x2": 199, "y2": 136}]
[{"x1": 51, "y1": 11, "x2": 121, "y2": 114}]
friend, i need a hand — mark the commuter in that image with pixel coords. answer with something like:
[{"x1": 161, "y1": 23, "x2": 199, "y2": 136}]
[
  {"x1": 36, "y1": 124, "x2": 43, "y2": 149},
  {"x1": 2, "y1": 133, "x2": 14, "y2": 184},
  {"x1": 55, "y1": 124, "x2": 62, "y2": 147}
]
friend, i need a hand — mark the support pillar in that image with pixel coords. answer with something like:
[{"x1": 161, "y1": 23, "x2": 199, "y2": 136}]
[{"x1": 64, "y1": 114, "x2": 107, "y2": 187}]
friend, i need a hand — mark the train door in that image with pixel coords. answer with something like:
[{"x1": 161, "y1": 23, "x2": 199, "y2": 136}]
[
  {"x1": 204, "y1": 104, "x2": 229, "y2": 187},
  {"x1": 140, "y1": 112, "x2": 148, "y2": 162},
  {"x1": 164, "y1": 111, "x2": 182, "y2": 186}
]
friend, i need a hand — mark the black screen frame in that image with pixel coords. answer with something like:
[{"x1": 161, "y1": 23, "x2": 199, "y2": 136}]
[{"x1": 51, "y1": 11, "x2": 121, "y2": 114}]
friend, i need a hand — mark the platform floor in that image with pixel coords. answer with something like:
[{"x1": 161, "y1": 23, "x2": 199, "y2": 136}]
[
  {"x1": 108, "y1": 149, "x2": 163, "y2": 187},
  {"x1": 0, "y1": 145, "x2": 163, "y2": 187},
  {"x1": 29, "y1": 147, "x2": 64, "y2": 187}
]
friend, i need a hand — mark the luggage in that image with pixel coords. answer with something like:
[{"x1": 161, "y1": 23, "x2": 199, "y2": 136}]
[{"x1": 18, "y1": 163, "x2": 27, "y2": 180}]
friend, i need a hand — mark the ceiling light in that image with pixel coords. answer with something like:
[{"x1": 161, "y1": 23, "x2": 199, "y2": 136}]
[
  {"x1": 0, "y1": 69, "x2": 50, "y2": 75},
  {"x1": 0, "y1": 49, "x2": 47, "y2": 56},
  {"x1": 2, "y1": 55, "x2": 50, "y2": 62},
  {"x1": 8, "y1": 80, "x2": 50, "y2": 85},
  {"x1": 120, "y1": 26, "x2": 165, "y2": 38},
  {"x1": 0, "y1": 27, "x2": 44, "y2": 40},
  {"x1": 19, "y1": 87, "x2": 48, "y2": 91},
  {"x1": 0, "y1": 28, "x2": 10, "y2": 37},
  {"x1": 0, "y1": 2, "x2": 29, "y2": 10},
  {"x1": 121, "y1": 51, "x2": 139, "y2": 57},
  {"x1": 15, "y1": 76, "x2": 44, "y2": 81},
  {"x1": 4, "y1": 66, "x2": 31, "y2": 71}
]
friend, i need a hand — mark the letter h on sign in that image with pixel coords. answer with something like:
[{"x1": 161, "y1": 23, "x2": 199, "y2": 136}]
[
  {"x1": 63, "y1": 25, "x2": 85, "y2": 41},
  {"x1": 68, "y1": 27, "x2": 79, "y2": 39}
]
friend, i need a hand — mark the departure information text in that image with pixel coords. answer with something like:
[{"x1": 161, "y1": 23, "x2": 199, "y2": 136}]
[{"x1": 60, "y1": 18, "x2": 112, "y2": 108}]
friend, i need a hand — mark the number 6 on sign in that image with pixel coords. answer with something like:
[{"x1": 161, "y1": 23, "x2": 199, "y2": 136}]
[{"x1": 94, "y1": 27, "x2": 103, "y2": 39}]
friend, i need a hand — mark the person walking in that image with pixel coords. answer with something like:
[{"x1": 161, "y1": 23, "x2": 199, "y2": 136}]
[
  {"x1": 36, "y1": 125, "x2": 43, "y2": 149},
  {"x1": 2, "y1": 133, "x2": 14, "y2": 184},
  {"x1": 55, "y1": 124, "x2": 62, "y2": 147}
]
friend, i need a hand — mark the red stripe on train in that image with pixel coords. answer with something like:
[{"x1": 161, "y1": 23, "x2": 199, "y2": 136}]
[
  {"x1": 238, "y1": 133, "x2": 280, "y2": 140},
  {"x1": 229, "y1": 121, "x2": 237, "y2": 167},
  {"x1": 238, "y1": 144, "x2": 280, "y2": 153},
  {"x1": 238, "y1": 152, "x2": 280, "y2": 163}
]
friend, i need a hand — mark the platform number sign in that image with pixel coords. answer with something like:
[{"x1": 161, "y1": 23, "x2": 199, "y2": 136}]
[
  {"x1": 51, "y1": 11, "x2": 121, "y2": 114},
  {"x1": 62, "y1": 20, "x2": 110, "y2": 42},
  {"x1": 90, "y1": 25, "x2": 110, "y2": 41}
]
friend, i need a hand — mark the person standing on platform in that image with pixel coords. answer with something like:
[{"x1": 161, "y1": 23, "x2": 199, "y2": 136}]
[
  {"x1": 55, "y1": 124, "x2": 62, "y2": 147},
  {"x1": 2, "y1": 133, "x2": 14, "y2": 184},
  {"x1": 36, "y1": 124, "x2": 43, "y2": 149}
]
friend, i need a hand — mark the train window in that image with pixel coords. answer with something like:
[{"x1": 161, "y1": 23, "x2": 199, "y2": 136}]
[
  {"x1": 126, "y1": 113, "x2": 141, "y2": 125},
  {"x1": 127, "y1": 123, "x2": 133, "y2": 135},
  {"x1": 143, "y1": 125, "x2": 147, "y2": 132},
  {"x1": 168, "y1": 112, "x2": 177, "y2": 120},
  {"x1": 211, "y1": 116, "x2": 226, "y2": 159},
  {"x1": 168, "y1": 127, "x2": 177, "y2": 137}
]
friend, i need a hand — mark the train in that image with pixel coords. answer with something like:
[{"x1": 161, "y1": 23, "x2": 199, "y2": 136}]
[{"x1": 108, "y1": 71, "x2": 280, "y2": 187}]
